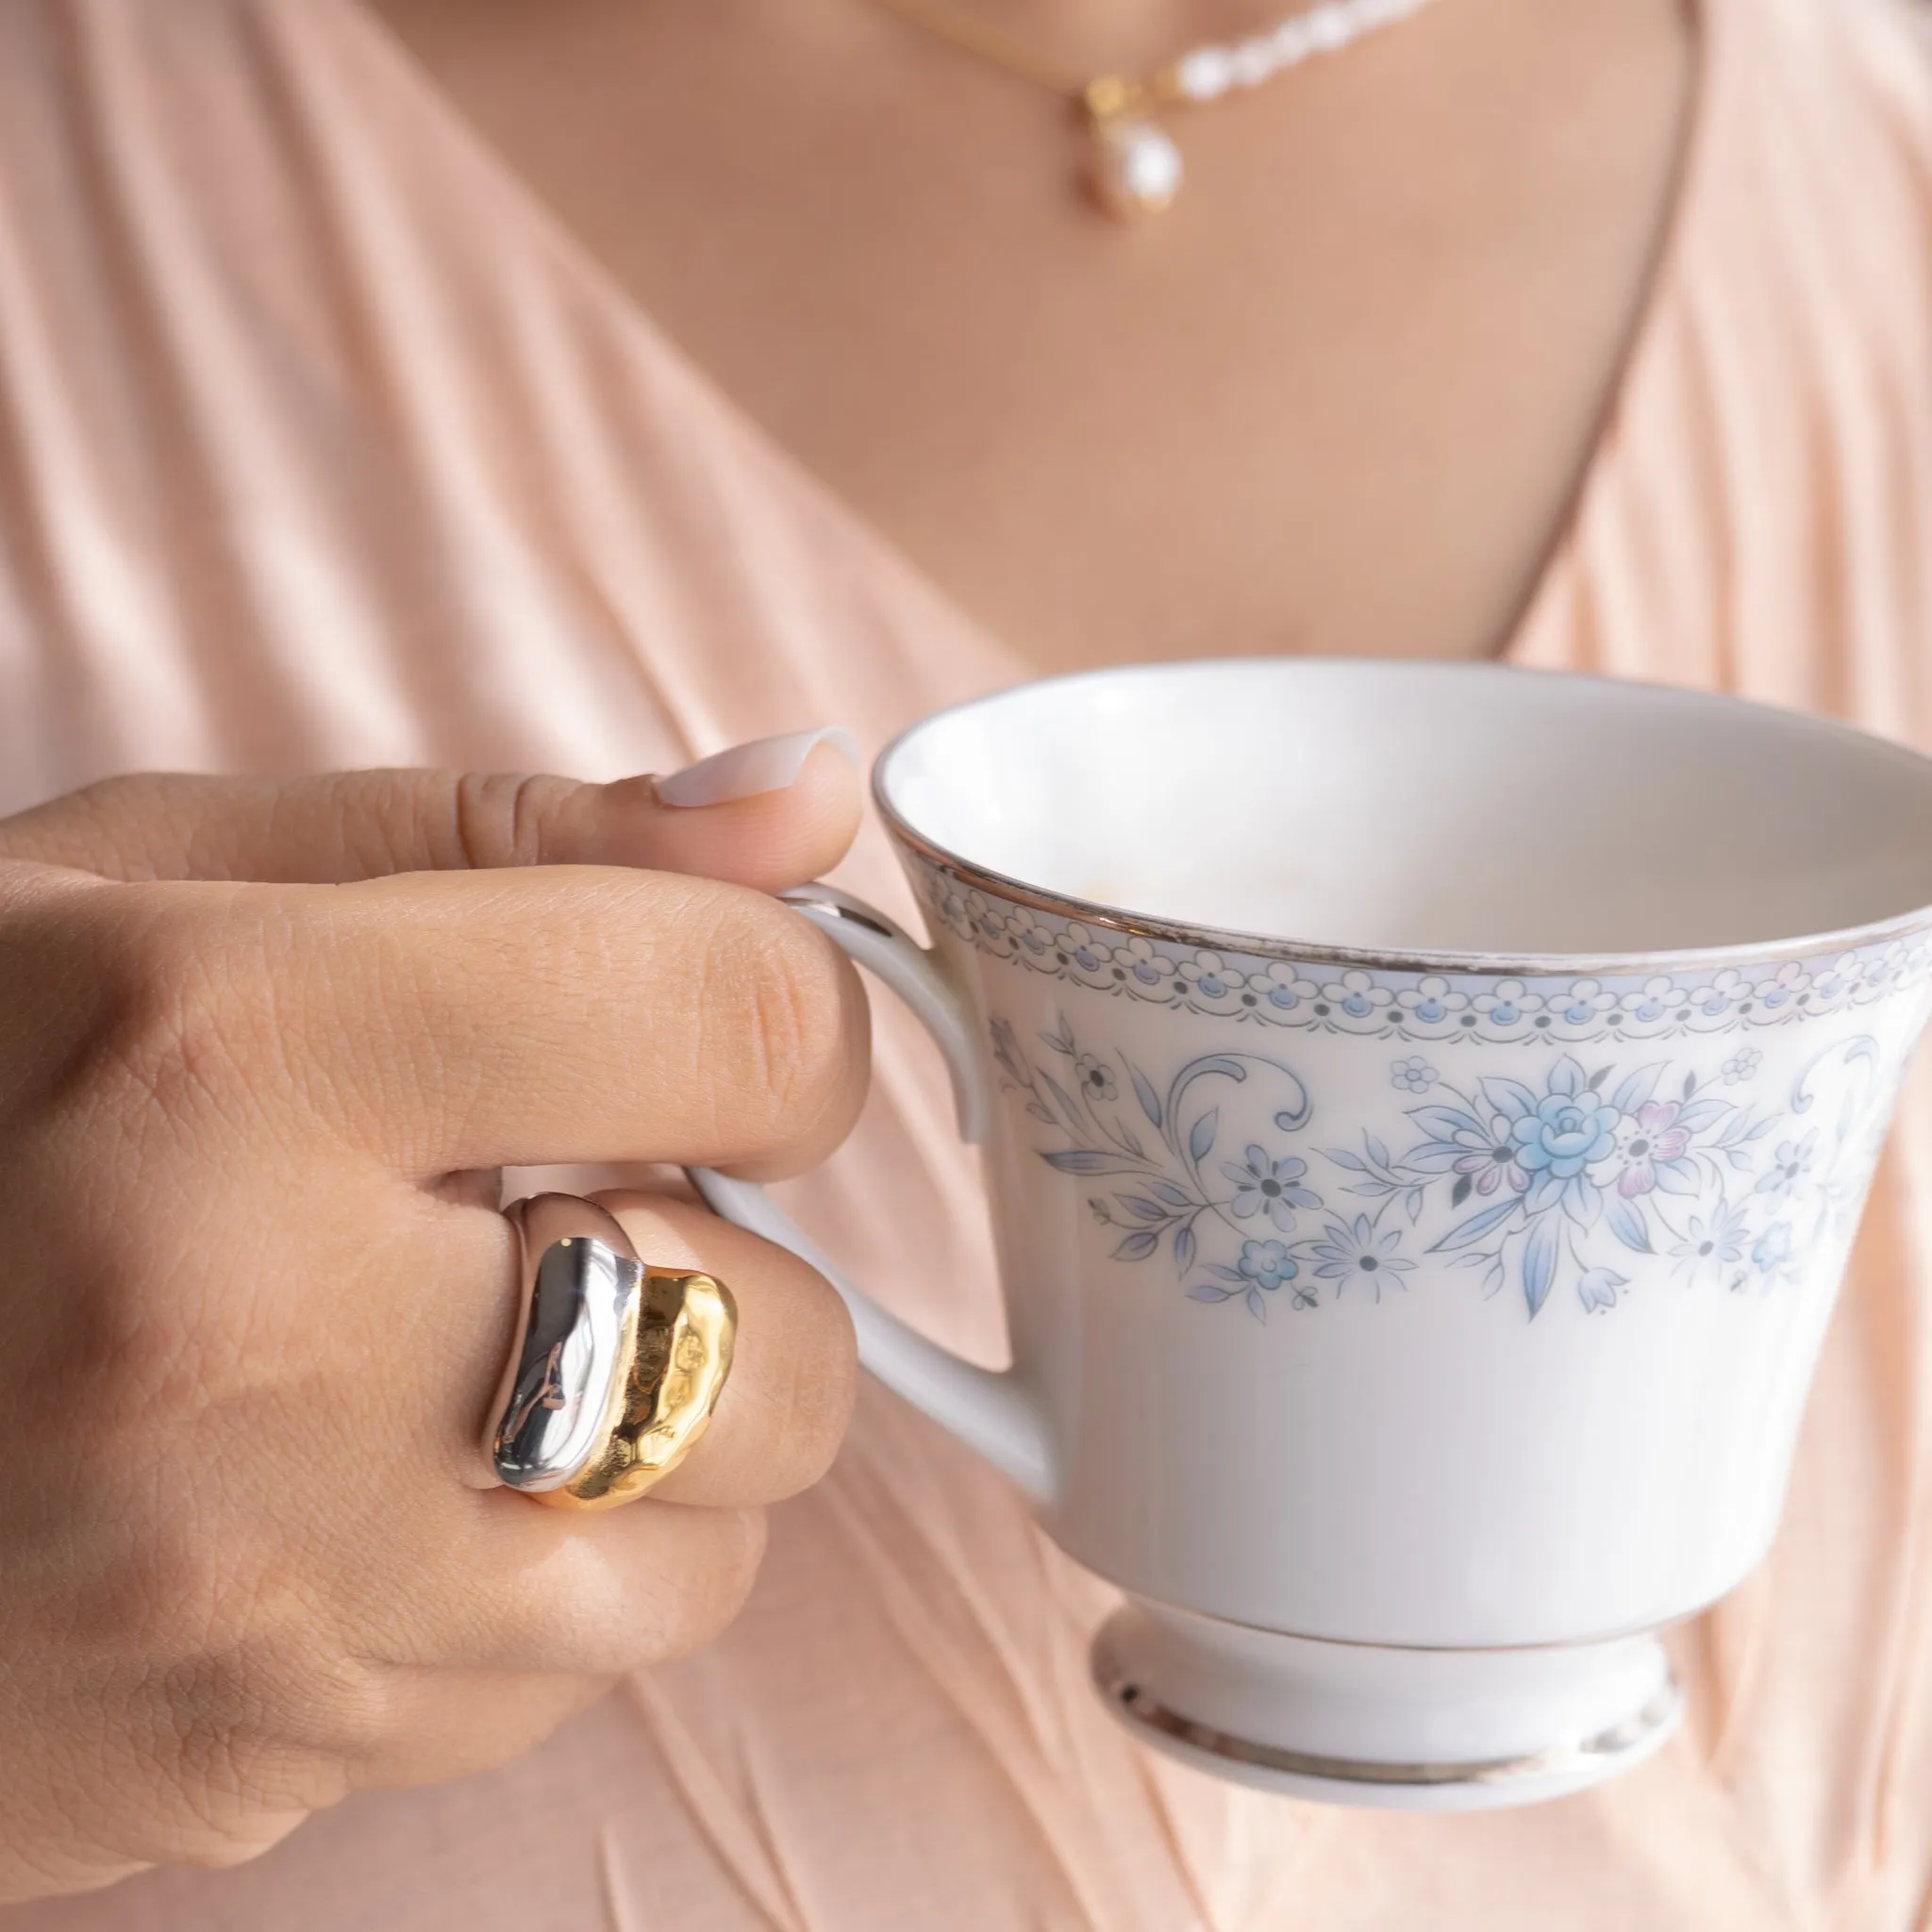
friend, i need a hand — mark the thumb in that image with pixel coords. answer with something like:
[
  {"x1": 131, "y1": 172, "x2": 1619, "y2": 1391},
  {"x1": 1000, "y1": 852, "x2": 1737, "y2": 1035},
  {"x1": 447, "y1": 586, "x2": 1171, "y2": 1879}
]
[{"x1": 0, "y1": 728, "x2": 862, "y2": 889}]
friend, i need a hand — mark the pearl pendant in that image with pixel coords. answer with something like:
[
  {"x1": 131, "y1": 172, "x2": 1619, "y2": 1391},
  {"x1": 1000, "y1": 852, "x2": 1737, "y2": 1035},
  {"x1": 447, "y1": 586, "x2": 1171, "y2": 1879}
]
[{"x1": 1090, "y1": 116, "x2": 1183, "y2": 219}]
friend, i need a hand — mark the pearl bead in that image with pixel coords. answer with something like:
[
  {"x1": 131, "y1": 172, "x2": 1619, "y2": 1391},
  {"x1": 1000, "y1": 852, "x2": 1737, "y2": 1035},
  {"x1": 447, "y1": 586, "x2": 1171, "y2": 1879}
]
[
  {"x1": 1305, "y1": 5, "x2": 1353, "y2": 53},
  {"x1": 1273, "y1": 18, "x2": 1313, "y2": 60},
  {"x1": 1091, "y1": 117, "x2": 1184, "y2": 218},
  {"x1": 1231, "y1": 37, "x2": 1279, "y2": 85},
  {"x1": 1173, "y1": 45, "x2": 1235, "y2": 101},
  {"x1": 1081, "y1": 0, "x2": 1438, "y2": 225}
]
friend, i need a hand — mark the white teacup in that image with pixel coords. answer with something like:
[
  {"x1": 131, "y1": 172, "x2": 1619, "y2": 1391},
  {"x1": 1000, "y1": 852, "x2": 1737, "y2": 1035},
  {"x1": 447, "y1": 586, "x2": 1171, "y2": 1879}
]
[{"x1": 693, "y1": 659, "x2": 1932, "y2": 1809}]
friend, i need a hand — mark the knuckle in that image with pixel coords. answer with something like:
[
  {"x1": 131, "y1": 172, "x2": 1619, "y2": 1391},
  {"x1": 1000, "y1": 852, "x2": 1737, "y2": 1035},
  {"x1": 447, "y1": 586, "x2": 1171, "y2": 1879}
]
[
  {"x1": 0, "y1": 891, "x2": 308, "y2": 1423},
  {"x1": 703, "y1": 899, "x2": 858, "y2": 1149},
  {"x1": 6, "y1": 774, "x2": 175, "y2": 874},
  {"x1": 78, "y1": 1504, "x2": 255, "y2": 1665},
  {"x1": 0, "y1": 886, "x2": 289, "y2": 1276},
  {"x1": 141, "y1": 1645, "x2": 368, "y2": 1867},
  {"x1": 450, "y1": 772, "x2": 571, "y2": 870},
  {"x1": 83, "y1": 891, "x2": 269, "y2": 1125},
  {"x1": 90, "y1": 1527, "x2": 385, "y2": 1765},
  {"x1": 48, "y1": 1231, "x2": 250, "y2": 1441},
  {"x1": 51, "y1": 774, "x2": 149, "y2": 860}
]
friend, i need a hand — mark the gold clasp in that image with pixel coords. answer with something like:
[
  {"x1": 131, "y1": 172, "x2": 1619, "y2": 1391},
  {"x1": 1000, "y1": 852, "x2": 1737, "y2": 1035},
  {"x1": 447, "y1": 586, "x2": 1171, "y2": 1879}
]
[{"x1": 1082, "y1": 73, "x2": 1146, "y2": 123}]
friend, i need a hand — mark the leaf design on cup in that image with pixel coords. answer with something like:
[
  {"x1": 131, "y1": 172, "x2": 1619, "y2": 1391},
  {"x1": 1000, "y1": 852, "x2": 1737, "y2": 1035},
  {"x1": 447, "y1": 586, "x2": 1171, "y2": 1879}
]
[{"x1": 993, "y1": 1018, "x2": 1888, "y2": 1324}]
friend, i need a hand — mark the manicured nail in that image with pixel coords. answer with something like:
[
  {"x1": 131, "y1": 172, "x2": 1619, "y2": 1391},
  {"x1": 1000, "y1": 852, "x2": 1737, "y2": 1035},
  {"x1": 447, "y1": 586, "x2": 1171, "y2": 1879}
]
[{"x1": 655, "y1": 726, "x2": 859, "y2": 808}]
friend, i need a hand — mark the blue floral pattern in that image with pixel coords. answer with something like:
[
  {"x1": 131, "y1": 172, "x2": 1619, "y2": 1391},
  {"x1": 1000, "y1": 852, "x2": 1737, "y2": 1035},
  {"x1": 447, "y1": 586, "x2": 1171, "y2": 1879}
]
[
  {"x1": 991, "y1": 1017, "x2": 1321, "y2": 1323},
  {"x1": 1223, "y1": 1148, "x2": 1320, "y2": 1231},
  {"x1": 1340, "y1": 1055, "x2": 1779, "y2": 1318},
  {"x1": 992, "y1": 1011, "x2": 1892, "y2": 1324},
  {"x1": 1307, "y1": 1215, "x2": 1418, "y2": 1298},
  {"x1": 1235, "y1": 1241, "x2": 1298, "y2": 1293},
  {"x1": 920, "y1": 861, "x2": 1932, "y2": 1046}
]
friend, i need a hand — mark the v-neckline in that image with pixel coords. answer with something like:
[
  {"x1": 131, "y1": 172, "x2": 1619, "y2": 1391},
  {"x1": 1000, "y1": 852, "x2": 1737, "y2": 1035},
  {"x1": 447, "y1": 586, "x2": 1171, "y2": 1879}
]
[{"x1": 325, "y1": 0, "x2": 1717, "y2": 677}]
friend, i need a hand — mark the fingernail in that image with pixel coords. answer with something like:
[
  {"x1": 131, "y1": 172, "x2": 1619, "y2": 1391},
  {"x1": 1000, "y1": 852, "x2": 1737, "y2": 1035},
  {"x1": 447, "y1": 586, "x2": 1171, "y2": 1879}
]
[{"x1": 654, "y1": 726, "x2": 859, "y2": 808}]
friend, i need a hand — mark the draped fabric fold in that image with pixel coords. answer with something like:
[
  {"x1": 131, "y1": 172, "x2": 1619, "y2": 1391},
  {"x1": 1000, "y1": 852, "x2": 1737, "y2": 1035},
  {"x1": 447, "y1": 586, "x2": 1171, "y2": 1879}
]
[{"x1": 3, "y1": 0, "x2": 1932, "y2": 1924}]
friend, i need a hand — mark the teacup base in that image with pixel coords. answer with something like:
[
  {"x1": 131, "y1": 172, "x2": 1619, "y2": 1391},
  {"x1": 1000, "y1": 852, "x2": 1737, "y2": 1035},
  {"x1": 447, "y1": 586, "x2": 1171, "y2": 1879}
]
[{"x1": 1092, "y1": 1599, "x2": 1683, "y2": 1812}]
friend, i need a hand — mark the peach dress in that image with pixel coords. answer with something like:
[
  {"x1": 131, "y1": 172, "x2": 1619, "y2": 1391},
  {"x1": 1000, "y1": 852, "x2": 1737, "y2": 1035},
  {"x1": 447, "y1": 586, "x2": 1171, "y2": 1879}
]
[{"x1": 4, "y1": 0, "x2": 1932, "y2": 1924}]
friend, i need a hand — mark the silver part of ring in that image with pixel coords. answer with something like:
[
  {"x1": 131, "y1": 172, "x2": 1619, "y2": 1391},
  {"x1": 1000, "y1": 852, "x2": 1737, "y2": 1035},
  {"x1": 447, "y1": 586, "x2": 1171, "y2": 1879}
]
[{"x1": 487, "y1": 1194, "x2": 642, "y2": 1493}]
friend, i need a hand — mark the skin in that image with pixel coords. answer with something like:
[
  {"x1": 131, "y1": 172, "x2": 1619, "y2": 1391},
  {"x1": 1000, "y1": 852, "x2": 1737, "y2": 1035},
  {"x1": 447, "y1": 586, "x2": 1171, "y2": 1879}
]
[
  {"x1": 0, "y1": 749, "x2": 865, "y2": 1898},
  {"x1": 0, "y1": 0, "x2": 1698, "y2": 1898},
  {"x1": 367, "y1": 0, "x2": 1695, "y2": 670}
]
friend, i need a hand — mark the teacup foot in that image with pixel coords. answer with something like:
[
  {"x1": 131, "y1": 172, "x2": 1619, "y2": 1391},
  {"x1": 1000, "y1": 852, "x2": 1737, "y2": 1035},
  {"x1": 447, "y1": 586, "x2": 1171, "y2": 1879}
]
[{"x1": 1093, "y1": 1600, "x2": 1683, "y2": 1811}]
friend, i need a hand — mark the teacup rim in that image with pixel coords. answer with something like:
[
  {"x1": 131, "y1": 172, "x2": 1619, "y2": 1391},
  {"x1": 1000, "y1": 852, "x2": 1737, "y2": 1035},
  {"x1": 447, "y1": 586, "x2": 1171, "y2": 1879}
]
[{"x1": 872, "y1": 659, "x2": 1932, "y2": 979}]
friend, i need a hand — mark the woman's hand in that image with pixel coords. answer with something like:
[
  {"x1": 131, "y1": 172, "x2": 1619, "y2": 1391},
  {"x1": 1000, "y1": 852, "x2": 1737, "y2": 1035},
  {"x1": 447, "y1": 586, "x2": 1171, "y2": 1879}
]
[{"x1": 0, "y1": 739, "x2": 865, "y2": 1901}]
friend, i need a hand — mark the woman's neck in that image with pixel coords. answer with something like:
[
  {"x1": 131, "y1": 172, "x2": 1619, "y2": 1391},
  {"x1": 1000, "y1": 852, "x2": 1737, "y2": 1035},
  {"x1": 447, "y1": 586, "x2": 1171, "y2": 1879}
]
[{"x1": 369, "y1": 0, "x2": 1696, "y2": 672}]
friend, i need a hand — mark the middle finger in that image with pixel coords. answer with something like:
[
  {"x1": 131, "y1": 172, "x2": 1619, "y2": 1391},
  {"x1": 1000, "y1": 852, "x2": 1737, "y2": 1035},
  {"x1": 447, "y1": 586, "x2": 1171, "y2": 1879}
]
[
  {"x1": 222, "y1": 865, "x2": 872, "y2": 1176},
  {"x1": 351, "y1": 1191, "x2": 856, "y2": 1674}
]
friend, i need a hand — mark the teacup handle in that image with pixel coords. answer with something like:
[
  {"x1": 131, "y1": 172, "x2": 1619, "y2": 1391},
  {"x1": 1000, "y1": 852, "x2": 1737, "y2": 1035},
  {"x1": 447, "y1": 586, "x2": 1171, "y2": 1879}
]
[{"x1": 688, "y1": 884, "x2": 1057, "y2": 1504}]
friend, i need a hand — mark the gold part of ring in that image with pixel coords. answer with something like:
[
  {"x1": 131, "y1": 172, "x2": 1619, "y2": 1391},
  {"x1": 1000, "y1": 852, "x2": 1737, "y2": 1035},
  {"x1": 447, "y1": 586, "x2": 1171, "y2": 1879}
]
[{"x1": 545, "y1": 1267, "x2": 738, "y2": 1512}]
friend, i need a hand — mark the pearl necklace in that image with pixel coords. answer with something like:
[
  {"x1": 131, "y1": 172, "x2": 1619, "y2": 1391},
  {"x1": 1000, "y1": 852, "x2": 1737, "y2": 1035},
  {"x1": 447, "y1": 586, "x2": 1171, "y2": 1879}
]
[{"x1": 866, "y1": 0, "x2": 1441, "y2": 218}]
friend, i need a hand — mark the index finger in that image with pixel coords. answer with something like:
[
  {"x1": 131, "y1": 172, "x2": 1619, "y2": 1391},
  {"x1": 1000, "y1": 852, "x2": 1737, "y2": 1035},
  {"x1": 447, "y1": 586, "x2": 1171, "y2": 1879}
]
[
  {"x1": 111, "y1": 864, "x2": 872, "y2": 1178},
  {"x1": 0, "y1": 739, "x2": 861, "y2": 893}
]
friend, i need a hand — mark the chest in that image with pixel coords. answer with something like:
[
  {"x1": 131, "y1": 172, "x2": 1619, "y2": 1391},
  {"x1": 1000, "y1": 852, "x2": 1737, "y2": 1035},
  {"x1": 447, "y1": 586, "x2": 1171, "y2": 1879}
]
[{"x1": 370, "y1": 0, "x2": 1693, "y2": 674}]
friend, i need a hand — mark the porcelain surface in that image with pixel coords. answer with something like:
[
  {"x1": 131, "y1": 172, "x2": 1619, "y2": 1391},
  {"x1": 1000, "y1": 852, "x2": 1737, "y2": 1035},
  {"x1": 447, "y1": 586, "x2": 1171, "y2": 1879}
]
[
  {"x1": 911, "y1": 847, "x2": 1929, "y2": 1646},
  {"x1": 691, "y1": 659, "x2": 1932, "y2": 1804}
]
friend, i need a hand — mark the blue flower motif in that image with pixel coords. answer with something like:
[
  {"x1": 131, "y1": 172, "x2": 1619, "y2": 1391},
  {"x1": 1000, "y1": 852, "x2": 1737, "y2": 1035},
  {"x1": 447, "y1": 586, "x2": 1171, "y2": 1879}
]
[
  {"x1": 1471, "y1": 979, "x2": 1540, "y2": 1028},
  {"x1": 1397, "y1": 979, "x2": 1463, "y2": 1025},
  {"x1": 1327, "y1": 972, "x2": 1391, "y2": 1021},
  {"x1": 1063, "y1": 925, "x2": 1107, "y2": 972},
  {"x1": 1399, "y1": 1101, "x2": 1523, "y2": 1195},
  {"x1": 1256, "y1": 962, "x2": 1316, "y2": 1010},
  {"x1": 1752, "y1": 1221, "x2": 1796, "y2": 1280},
  {"x1": 1756, "y1": 1131, "x2": 1820, "y2": 1201},
  {"x1": 1577, "y1": 1267, "x2": 1627, "y2": 1313},
  {"x1": 1623, "y1": 977, "x2": 1674, "y2": 1024},
  {"x1": 1116, "y1": 937, "x2": 1169, "y2": 988},
  {"x1": 1477, "y1": 1057, "x2": 1622, "y2": 1221},
  {"x1": 1308, "y1": 1215, "x2": 1416, "y2": 1298},
  {"x1": 1237, "y1": 1240, "x2": 1296, "y2": 1291},
  {"x1": 1761, "y1": 1128, "x2": 1816, "y2": 1197},
  {"x1": 1558, "y1": 982, "x2": 1614, "y2": 1026},
  {"x1": 1074, "y1": 1054, "x2": 1117, "y2": 1103},
  {"x1": 1177, "y1": 953, "x2": 1238, "y2": 1000},
  {"x1": 1000, "y1": 997, "x2": 1887, "y2": 1326},
  {"x1": 1424, "y1": 1056, "x2": 1624, "y2": 1227},
  {"x1": 1007, "y1": 909, "x2": 1051, "y2": 958},
  {"x1": 1513, "y1": 1092, "x2": 1621, "y2": 1181},
  {"x1": 1222, "y1": 1145, "x2": 1321, "y2": 1232},
  {"x1": 1671, "y1": 1204, "x2": 1750, "y2": 1283}
]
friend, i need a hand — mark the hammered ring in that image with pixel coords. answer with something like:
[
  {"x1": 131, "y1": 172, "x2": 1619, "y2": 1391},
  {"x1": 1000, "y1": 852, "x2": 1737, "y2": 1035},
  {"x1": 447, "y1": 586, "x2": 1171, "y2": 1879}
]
[{"x1": 484, "y1": 1193, "x2": 737, "y2": 1511}]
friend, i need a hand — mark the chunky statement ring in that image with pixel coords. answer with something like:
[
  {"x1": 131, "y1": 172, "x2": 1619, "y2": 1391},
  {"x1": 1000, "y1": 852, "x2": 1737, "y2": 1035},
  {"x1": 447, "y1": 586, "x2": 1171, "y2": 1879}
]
[{"x1": 485, "y1": 1193, "x2": 737, "y2": 1511}]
